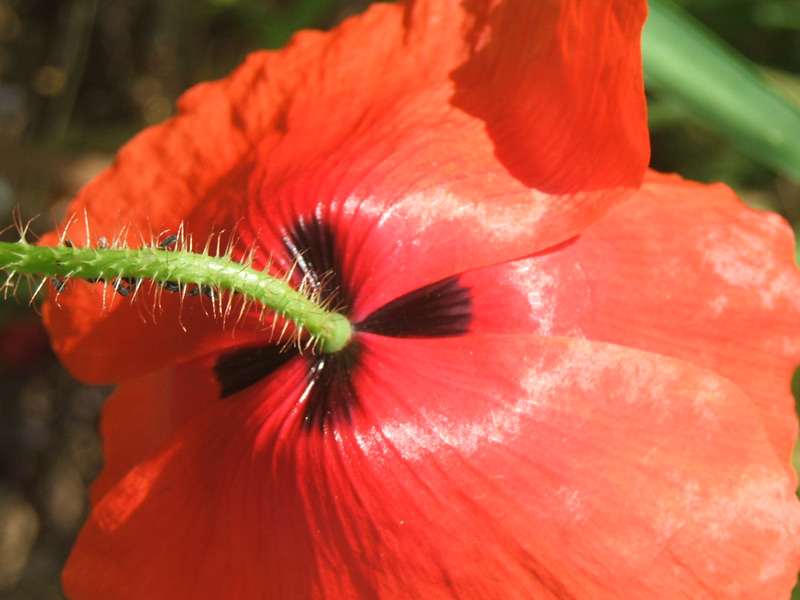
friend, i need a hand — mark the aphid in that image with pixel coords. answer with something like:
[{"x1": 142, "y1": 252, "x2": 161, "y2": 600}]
[
  {"x1": 112, "y1": 280, "x2": 130, "y2": 297},
  {"x1": 51, "y1": 277, "x2": 67, "y2": 293},
  {"x1": 159, "y1": 234, "x2": 179, "y2": 249},
  {"x1": 63, "y1": 238, "x2": 73, "y2": 248},
  {"x1": 161, "y1": 281, "x2": 181, "y2": 293},
  {"x1": 97, "y1": 236, "x2": 109, "y2": 249}
]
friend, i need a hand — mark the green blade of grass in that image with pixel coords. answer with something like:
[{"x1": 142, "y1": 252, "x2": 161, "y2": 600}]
[{"x1": 643, "y1": 0, "x2": 800, "y2": 183}]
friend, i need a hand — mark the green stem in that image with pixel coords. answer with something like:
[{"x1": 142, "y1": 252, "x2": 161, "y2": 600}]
[{"x1": 0, "y1": 240, "x2": 352, "y2": 353}]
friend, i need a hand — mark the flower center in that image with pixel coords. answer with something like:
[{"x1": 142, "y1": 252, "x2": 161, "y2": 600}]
[{"x1": 213, "y1": 214, "x2": 473, "y2": 431}]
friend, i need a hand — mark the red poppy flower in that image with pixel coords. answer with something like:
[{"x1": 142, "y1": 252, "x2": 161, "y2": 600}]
[{"x1": 42, "y1": 0, "x2": 800, "y2": 598}]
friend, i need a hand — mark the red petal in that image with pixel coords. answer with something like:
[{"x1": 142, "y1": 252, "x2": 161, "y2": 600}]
[
  {"x1": 44, "y1": 0, "x2": 648, "y2": 381},
  {"x1": 449, "y1": 0, "x2": 650, "y2": 191},
  {"x1": 87, "y1": 353, "x2": 226, "y2": 504},
  {"x1": 64, "y1": 335, "x2": 800, "y2": 598},
  {"x1": 464, "y1": 171, "x2": 800, "y2": 458}
]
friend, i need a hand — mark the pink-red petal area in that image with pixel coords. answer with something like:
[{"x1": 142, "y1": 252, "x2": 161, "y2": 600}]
[
  {"x1": 463, "y1": 171, "x2": 800, "y2": 459},
  {"x1": 63, "y1": 335, "x2": 800, "y2": 599}
]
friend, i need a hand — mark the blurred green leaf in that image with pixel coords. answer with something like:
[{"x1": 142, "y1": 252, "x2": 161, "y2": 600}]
[
  {"x1": 643, "y1": 0, "x2": 800, "y2": 184},
  {"x1": 754, "y1": 1, "x2": 800, "y2": 31}
]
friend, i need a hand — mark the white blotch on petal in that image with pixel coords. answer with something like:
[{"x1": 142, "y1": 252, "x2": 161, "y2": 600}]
[
  {"x1": 700, "y1": 226, "x2": 796, "y2": 310},
  {"x1": 505, "y1": 262, "x2": 557, "y2": 334},
  {"x1": 691, "y1": 375, "x2": 726, "y2": 430},
  {"x1": 689, "y1": 466, "x2": 800, "y2": 586},
  {"x1": 709, "y1": 294, "x2": 728, "y2": 316},
  {"x1": 378, "y1": 188, "x2": 546, "y2": 244}
]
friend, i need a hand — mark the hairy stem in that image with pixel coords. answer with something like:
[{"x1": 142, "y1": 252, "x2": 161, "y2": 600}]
[{"x1": 0, "y1": 240, "x2": 352, "y2": 353}]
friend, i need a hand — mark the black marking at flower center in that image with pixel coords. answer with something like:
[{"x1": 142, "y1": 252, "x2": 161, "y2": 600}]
[
  {"x1": 300, "y1": 344, "x2": 360, "y2": 431},
  {"x1": 354, "y1": 275, "x2": 473, "y2": 338},
  {"x1": 282, "y1": 214, "x2": 349, "y2": 311},
  {"x1": 213, "y1": 214, "x2": 474, "y2": 432},
  {"x1": 214, "y1": 345, "x2": 295, "y2": 398}
]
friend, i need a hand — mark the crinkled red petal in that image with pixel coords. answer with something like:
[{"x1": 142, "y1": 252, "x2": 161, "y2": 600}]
[
  {"x1": 87, "y1": 352, "x2": 228, "y2": 504},
  {"x1": 43, "y1": 0, "x2": 648, "y2": 383},
  {"x1": 464, "y1": 171, "x2": 800, "y2": 459},
  {"x1": 64, "y1": 335, "x2": 800, "y2": 599}
]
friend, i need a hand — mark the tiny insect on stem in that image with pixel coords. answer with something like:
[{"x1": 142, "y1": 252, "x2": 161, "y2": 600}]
[
  {"x1": 159, "y1": 234, "x2": 179, "y2": 249},
  {"x1": 0, "y1": 240, "x2": 352, "y2": 353}
]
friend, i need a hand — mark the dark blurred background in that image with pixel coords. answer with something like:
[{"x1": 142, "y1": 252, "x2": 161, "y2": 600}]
[{"x1": 0, "y1": 0, "x2": 797, "y2": 598}]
